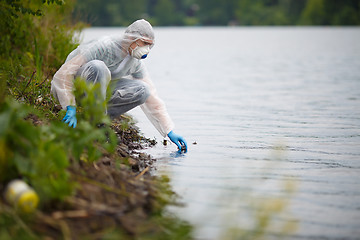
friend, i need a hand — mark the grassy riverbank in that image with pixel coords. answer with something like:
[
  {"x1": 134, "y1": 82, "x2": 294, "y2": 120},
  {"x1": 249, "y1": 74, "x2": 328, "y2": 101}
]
[
  {"x1": 0, "y1": 1, "x2": 193, "y2": 239},
  {"x1": 0, "y1": 103, "x2": 193, "y2": 239},
  {"x1": 0, "y1": 90, "x2": 193, "y2": 239}
]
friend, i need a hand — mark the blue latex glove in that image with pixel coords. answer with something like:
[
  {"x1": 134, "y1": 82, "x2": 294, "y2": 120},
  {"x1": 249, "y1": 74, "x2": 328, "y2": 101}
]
[
  {"x1": 62, "y1": 106, "x2": 77, "y2": 128},
  {"x1": 167, "y1": 130, "x2": 187, "y2": 153}
]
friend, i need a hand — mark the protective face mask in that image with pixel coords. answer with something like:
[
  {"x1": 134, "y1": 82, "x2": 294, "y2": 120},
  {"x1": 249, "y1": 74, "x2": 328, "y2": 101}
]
[{"x1": 131, "y1": 45, "x2": 150, "y2": 59}]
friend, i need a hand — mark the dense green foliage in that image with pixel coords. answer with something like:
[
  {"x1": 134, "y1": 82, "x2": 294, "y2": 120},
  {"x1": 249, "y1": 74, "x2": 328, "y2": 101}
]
[
  {"x1": 0, "y1": 0, "x2": 83, "y2": 112},
  {"x1": 0, "y1": 80, "x2": 117, "y2": 203},
  {"x1": 74, "y1": 0, "x2": 360, "y2": 26},
  {"x1": 0, "y1": 0, "x2": 82, "y2": 206}
]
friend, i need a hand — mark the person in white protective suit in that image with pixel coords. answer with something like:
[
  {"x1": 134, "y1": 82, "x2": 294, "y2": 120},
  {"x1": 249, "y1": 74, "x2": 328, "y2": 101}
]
[{"x1": 51, "y1": 19, "x2": 187, "y2": 152}]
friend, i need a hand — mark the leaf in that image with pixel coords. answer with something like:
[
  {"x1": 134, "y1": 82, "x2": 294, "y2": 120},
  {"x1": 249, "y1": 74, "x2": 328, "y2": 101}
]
[
  {"x1": 45, "y1": 142, "x2": 68, "y2": 168},
  {"x1": 0, "y1": 109, "x2": 11, "y2": 136},
  {"x1": 13, "y1": 153, "x2": 33, "y2": 176}
]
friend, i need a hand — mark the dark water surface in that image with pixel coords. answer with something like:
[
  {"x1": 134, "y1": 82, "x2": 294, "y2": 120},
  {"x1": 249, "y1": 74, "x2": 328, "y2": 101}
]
[{"x1": 82, "y1": 27, "x2": 360, "y2": 239}]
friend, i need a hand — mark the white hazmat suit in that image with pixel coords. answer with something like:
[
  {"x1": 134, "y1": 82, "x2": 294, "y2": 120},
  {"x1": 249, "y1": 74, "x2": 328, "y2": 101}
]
[{"x1": 51, "y1": 19, "x2": 174, "y2": 137}]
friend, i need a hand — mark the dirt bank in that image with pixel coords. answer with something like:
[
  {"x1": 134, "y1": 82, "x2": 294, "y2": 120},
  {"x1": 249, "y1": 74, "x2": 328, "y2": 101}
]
[{"x1": 1, "y1": 116, "x2": 193, "y2": 240}]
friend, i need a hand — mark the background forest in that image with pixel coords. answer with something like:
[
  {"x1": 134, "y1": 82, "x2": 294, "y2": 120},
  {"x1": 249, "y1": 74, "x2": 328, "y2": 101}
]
[{"x1": 74, "y1": 0, "x2": 360, "y2": 26}]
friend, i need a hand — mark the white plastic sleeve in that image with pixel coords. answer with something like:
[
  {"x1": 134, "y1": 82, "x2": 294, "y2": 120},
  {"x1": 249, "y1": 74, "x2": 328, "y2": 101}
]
[
  {"x1": 139, "y1": 75, "x2": 175, "y2": 137},
  {"x1": 51, "y1": 55, "x2": 86, "y2": 109}
]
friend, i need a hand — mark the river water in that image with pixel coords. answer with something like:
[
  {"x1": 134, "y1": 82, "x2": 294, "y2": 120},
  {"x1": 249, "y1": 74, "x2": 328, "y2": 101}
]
[{"x1": 81, "y1": 27, "x2": 360, "y2": 240}]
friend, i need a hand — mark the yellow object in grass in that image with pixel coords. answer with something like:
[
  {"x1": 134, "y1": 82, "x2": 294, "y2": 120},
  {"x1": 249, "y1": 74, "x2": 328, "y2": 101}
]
[{"x1": 5, "y1": 180, "x2": 39, "y2": 213}]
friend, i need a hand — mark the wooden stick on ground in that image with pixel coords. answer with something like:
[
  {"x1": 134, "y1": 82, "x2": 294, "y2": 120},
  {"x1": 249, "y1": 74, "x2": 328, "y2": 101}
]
[{"x1": 135, "y1": 166, "x2": 149, "y2": 180}]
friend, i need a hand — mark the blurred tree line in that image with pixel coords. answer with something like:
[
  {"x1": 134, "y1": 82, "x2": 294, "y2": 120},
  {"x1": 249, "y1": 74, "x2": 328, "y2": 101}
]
[{"x1": 74, "y1": 0, "x2": 360, "y2": 26}]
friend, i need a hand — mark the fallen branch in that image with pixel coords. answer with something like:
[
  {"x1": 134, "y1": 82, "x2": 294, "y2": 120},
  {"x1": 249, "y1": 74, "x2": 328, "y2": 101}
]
[
  {"x1": 52, "y1": 210, "x2": 89, "y2": 220},
  {"x1": 135, "y1": 166, "x2": 149, "y2": 180}
]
